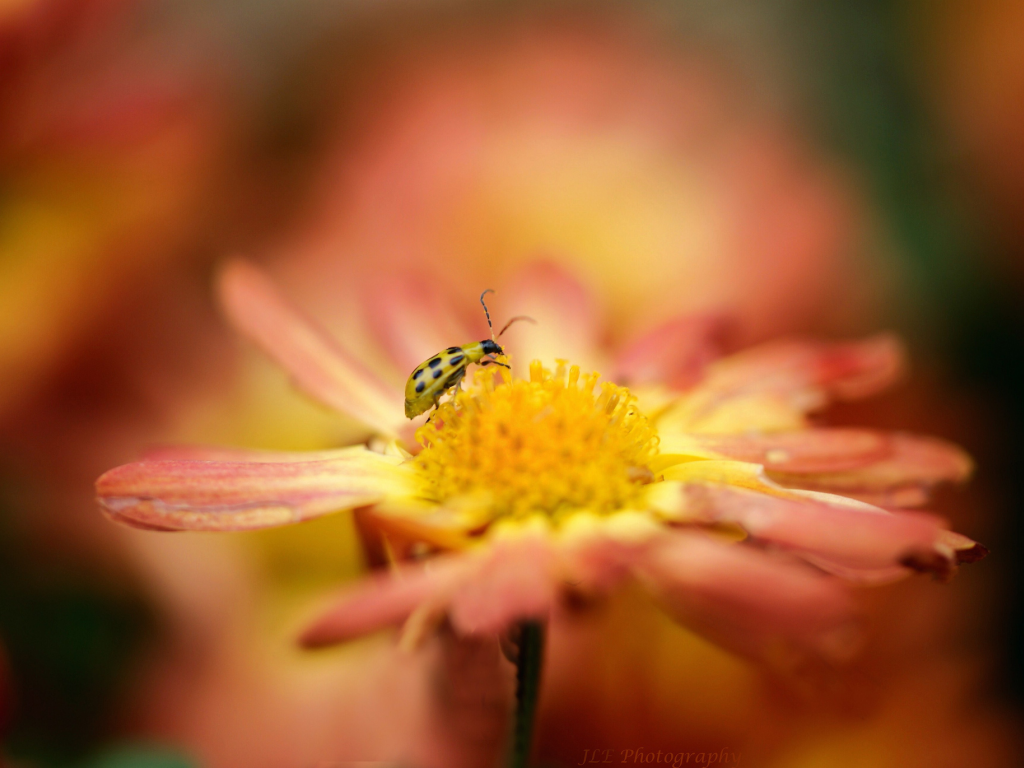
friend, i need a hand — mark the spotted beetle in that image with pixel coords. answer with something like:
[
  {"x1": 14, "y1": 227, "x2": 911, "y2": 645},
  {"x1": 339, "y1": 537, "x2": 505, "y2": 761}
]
[{"x1": 403, "y1": 290, "x2": 533, "y2": 419}]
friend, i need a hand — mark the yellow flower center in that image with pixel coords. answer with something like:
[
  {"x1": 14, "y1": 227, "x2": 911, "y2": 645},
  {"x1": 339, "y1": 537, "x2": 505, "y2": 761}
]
[{"x1": 414, "y1": 360, "x2": 659, "y2": 522}]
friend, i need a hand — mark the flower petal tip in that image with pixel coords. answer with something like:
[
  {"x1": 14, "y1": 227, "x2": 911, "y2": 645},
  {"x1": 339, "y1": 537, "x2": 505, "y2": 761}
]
[
  {"x1": 954, "y1": 541, "x2": 990, "y2": 565},
  {"x1": 899, "y1": 530, "x2": 989, "y2": 583}
]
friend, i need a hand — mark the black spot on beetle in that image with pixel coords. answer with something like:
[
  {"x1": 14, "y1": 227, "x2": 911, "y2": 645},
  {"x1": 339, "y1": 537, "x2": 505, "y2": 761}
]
[
  {"x1": 448, "y1": 355, "x2": 465, "y2": 366},
  {"x1": 446, "y1": 346, "x2": 460, "y2": 354},
  {"x1": 428, "y1": 357, "x2": 443, "y2": 369},
  {"x1": 415, "y1": 381, "x2": 425, "y2": 393},
  {"x1": 414, "y1": 368, "x2": 424, "y2": 379},
  {"x1": 433, "y1": 368, "x2": 443, "y2": 379}
]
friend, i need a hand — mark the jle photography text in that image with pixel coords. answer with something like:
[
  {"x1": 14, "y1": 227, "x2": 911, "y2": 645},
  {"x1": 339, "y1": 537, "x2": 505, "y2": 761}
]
[{"x1": 579, "y1": 748, "x2": 742, "y2": 767}]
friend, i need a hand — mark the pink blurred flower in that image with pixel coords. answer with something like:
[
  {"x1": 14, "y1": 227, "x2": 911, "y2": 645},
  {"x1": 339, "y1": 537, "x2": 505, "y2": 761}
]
[
  {"x1": 96, "y1": 259, "x2": 984, "y2": 674},
  {"x1": 0, "y1": 0, "x2": 231, "y2": 423},
  {"x1": 275, "y1": 18, "x2": 871, "y2": 353}
]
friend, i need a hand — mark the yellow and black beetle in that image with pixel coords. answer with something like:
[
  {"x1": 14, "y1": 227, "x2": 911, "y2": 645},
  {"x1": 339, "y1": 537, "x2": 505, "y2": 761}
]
[{"x1": 404, "y1": 290, "x2": 533, "y2": 419}]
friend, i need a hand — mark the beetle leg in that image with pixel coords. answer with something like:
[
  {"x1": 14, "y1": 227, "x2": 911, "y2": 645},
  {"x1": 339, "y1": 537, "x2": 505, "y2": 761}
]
[
  {"x1": 450, "y1": 368, "x2": 467, "y2": 397},
  {"x1": 481, "y1": 356, "x2": 510, "y2": 369},
  {"x1": 425, "y1": 390, "x2": 446, "y2": 424}
]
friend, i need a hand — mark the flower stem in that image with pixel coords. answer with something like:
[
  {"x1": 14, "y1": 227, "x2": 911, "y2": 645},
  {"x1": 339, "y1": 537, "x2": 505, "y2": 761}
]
[{"x1": 509, "y1": 621, "x2": 545, "y2": 768}]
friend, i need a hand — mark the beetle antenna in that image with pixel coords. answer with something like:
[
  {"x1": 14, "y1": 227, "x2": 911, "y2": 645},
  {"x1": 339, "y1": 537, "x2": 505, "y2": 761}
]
[
  {"x1": 497, "y1": 315, "x2": 537, "y2": 338},
  {"x1": 479, "y1": 289, "x2": 496, "y2": 338}
]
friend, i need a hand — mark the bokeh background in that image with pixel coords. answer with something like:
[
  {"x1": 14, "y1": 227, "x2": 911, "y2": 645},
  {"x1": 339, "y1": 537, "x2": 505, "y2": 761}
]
[{"x1": 1, "y1": 0, "x2": 1022, "y2": 766}]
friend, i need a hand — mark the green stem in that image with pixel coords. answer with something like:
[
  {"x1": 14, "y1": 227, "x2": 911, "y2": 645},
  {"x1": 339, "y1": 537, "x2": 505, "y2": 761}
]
[{"x1": 508, "y1": 621, "x2": 545, "y2": 768}]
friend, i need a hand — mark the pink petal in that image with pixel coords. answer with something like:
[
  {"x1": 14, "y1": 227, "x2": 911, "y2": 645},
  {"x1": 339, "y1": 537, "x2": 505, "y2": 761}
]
[
  {"x1": 447, "y1": 536, "x2": 557, "y2": 635},
  {"x1": 609, "y1": 313, "x2": 730, "y2": 389},
  {"x1": 786, "y1": 334, "x2": 905, "y2": 400},
  {"x1": 674, "y1": 335, "x2": 905, "y2": 432},
  {"x1": 767, "y1": 433, "x2": 973, "y2": 507},
  {"x1": 501, "y1": 261, "x2": 601, "y2": 371},
  {"x1": 791, "y1": 559, "x2": 912, "y2": 586},
  {"x1": 636, "y1": 532, "x2": 858, "y2": 662},
  {"x1": 141, "y1": 445, "x2": 362, "y2": 462},
  {"x1": 559, "y1": 532, "x2": 653, "y2": 595},
  {"x1": 299, "y1": 559, "x2": 465, "y2": 648},
  {"x1": 300, "y1": 535, "x2": 559, "y2": 646},
  {"x1": 96, "y1": 447, "x2": 411, "y2": 531},
  {"x1": 365, "y1": 276, "x2": 476, "y2": 374},
  {"x1": 661, "y1": 428, "x2": 892, "y2": 473},
  {"x1": 678, "y1": 483, "x2": 945, "y2": 571},
  {"x1": 218, "y1": 259, "x2": 402, "y2": 437}
]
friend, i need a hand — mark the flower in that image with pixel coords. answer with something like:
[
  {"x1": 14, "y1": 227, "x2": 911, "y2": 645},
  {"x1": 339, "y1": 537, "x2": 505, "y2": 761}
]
[
  {"x1": 275, "y1": 18, "x2": 871, "y2": 353},
  {"x1": 96, "y1": 258, "x2": 985, "y2": 666}
]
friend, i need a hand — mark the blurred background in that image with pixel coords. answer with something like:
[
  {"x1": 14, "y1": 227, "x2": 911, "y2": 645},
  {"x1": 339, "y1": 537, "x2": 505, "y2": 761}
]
[{"x1": 0, "y1": 0, "x2": 1022, "y2": 765}]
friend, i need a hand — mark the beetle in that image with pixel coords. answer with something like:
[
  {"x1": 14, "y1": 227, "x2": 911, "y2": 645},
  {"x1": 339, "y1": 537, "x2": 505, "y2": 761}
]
[{"x1": 404, "y1": 289, "x2": 534, "y2": 419}]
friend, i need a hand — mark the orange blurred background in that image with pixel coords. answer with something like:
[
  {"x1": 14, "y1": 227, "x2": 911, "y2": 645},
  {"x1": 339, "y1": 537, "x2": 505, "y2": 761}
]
[{"x1": 0, "y1": 1, "x2": 1022, "y2": 766}]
